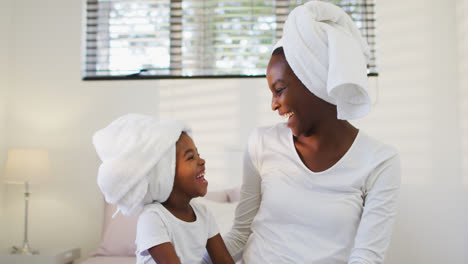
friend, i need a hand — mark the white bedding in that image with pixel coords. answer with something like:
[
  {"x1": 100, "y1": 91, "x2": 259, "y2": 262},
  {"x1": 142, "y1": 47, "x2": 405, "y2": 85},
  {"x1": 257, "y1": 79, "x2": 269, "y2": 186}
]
[{"x1": 81, "y1": 256, "x2": 135, "y2": 264}]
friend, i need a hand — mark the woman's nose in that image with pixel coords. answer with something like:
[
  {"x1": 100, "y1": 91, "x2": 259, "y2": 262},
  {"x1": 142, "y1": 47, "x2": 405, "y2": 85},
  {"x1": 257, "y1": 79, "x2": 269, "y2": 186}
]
[
  {"x1": 271, "y1": 96, "x2": 280, "y2": 111},
  {"x1": 199, "y1": 157, "x2": 205, "y2": 166}
]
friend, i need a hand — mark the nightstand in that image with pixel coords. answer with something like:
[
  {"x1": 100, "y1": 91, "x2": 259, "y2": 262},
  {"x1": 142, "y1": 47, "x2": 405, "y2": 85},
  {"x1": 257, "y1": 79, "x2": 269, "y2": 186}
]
[{"x1": 0, "y1": 247, "x2": 81, "y2": 264}]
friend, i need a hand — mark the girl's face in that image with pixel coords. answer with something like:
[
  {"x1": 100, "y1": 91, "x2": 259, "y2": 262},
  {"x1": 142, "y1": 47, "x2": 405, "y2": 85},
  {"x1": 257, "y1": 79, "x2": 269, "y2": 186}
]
[
  {"x1": 266, "y1": 52, "x2": 336, "y2": 137},
  {"x1": 173, "y1": 133, "x2": 208, "y2": 199}
]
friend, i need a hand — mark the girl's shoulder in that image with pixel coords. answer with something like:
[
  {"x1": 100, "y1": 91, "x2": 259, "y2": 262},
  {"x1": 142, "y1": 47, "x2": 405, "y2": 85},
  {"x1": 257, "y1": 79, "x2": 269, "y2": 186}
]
[
  {"x1": 190, "y1": 199, "x2": 211, "y2": 218},
  {"x1": 136, "y1": 203, "x2": 171, "y2": 239},
  {"x1": 141, "y1": 202, "x2": 165, "y2": 214},
  {"x1": 138, "y1": 203, "x2": 166, "y2": 223}
]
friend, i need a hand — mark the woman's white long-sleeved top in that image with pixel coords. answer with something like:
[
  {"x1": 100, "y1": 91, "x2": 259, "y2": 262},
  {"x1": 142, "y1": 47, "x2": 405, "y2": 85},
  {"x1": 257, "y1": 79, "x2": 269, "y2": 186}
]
[{"x1": 223, "y1": 123, "x2": 401, "y2": 264}]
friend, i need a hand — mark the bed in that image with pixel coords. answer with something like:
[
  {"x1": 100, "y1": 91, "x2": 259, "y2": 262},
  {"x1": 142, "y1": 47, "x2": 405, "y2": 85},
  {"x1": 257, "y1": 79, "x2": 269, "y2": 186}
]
[{"x1": 81, "y1": 188, "x2": 240, "y2": 264}]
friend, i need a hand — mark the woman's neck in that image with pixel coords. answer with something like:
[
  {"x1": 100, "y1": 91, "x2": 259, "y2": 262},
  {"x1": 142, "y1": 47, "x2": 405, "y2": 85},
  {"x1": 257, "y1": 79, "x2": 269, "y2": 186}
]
[
  {"x1": 292, "y1": 119, "x2": 359, "y2": 173},
  {"x1": 296, "y1": 119, "x2": 358, "y2": 152}
]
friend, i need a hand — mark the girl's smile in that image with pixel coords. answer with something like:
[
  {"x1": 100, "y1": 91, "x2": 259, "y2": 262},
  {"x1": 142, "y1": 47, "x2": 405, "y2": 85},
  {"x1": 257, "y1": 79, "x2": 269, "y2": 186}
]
[{"x1": 173, "y1": 132, "x2": 208, "y2": 200}]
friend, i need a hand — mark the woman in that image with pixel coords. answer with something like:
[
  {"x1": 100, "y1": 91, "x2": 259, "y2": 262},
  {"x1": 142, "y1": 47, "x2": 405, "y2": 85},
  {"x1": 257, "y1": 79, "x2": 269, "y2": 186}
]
[{"x1": 222, "y1": 2, "x2": 401, "y2": 264}]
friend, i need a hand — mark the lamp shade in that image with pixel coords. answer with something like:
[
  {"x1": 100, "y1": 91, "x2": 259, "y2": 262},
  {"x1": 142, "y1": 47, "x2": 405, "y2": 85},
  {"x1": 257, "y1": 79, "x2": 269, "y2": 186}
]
[{"x1": 3, "y1": 148, "x2": 50, "y2": 184}]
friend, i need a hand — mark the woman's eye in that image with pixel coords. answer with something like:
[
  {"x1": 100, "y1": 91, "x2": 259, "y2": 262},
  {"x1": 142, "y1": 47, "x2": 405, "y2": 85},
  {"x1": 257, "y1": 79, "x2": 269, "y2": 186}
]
[
  {"x1": 276, "y1": 87, "x2": 286, "y2": 95},
  {"x1": 187, "y1": 156, "x2": 194, "y2": 160}
]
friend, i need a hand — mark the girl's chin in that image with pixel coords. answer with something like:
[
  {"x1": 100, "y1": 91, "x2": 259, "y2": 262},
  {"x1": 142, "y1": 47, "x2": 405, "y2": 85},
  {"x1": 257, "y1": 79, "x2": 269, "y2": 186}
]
[{"x1": 198, "y1": 186, "x2": 208, "y2": 197}]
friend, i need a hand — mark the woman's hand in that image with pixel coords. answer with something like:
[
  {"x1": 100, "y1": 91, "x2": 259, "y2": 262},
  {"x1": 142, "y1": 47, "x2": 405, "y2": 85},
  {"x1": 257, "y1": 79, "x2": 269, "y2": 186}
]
[{"x1": 206, "y1": 233, "x2": 235, "y2": 264}]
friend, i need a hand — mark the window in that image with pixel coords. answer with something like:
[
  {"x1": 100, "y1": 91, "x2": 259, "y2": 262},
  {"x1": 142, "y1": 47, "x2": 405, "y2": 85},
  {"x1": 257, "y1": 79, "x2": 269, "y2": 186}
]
[{"x1": 83, "y1": 0, "x2": 377, "y2": 80}]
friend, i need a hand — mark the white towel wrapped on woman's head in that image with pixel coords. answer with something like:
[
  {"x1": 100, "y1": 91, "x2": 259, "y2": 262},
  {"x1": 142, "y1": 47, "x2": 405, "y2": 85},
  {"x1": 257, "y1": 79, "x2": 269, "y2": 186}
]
[
  {"x1": 92, "y1": 114, "x2": 191, "y2": 217},
  {"x1": 273, "y1": 1, "x2": 371, "y2": 120}
]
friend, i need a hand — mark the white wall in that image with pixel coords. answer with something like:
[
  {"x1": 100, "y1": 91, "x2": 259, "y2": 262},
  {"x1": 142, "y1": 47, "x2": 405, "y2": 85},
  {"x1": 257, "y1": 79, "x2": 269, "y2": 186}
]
[
  {"x1": 1, "y1": 0, "x2": 466, "y2": 263},
  {"x1": 0, "y1": 0, "x2": 12, "y2": 247},
  {"x1": 1, "y1": 0, "x2": 161, "y2": 254},
  {"x1": 458, "y1": 1, "x2": 468, "y2": 182},
  {"x1": 363, "y1": 0, "x2": 465, "y2": 263},
  {"x1": 457, "y1": 0, "x2": 468, "y2": 262}
]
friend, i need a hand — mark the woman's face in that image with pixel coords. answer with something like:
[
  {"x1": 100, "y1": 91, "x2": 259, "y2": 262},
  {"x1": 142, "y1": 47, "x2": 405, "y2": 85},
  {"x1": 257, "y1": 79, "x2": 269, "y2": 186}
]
[{"x1": 266, "y1": 52, "x2": 335, "y2": 137}]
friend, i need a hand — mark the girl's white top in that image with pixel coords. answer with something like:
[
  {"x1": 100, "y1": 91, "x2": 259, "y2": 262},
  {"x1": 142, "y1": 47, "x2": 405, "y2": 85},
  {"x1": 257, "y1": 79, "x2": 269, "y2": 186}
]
[
  {"x1": 136, "y1": 201, "x2": 219, "y2": 264},
  {"x1": 223, "y1": 123, "x2": 401, "y2": 264}
]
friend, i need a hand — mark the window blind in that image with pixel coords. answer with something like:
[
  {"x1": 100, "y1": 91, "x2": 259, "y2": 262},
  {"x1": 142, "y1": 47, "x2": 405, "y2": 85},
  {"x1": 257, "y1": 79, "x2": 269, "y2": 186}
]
[{"x1": 84, "y1": 0, "x2": 377, "y2": 79}]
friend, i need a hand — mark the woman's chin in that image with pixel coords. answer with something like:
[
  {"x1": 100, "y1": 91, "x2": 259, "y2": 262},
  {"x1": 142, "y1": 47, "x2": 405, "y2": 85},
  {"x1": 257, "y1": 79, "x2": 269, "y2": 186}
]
[
  {"x1": 288, "y1": 123, "x2": 300, "y2": 137},
  {"x1": 287, "y1": 115, "x2": 300, "y2": 135}
]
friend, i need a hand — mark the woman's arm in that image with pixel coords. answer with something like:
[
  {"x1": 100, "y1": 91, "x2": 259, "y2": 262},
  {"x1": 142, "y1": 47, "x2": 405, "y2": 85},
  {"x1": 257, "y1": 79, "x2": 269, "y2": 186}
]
[
  {"x1": 222, "y1": 137, "x2": 262, "y2": 261},
  {"x1": 201, "y1": 130, "x2": 263, "y2": 264},
  {"x1": 349, "y1": 154, "x2": 401, "y2": 264},
  {"x1": 148, "y1": 242, "x2": 181, "y2": 264},
  {"x1": 206, "y1": 234, "x2": 235, "y2": 264}
]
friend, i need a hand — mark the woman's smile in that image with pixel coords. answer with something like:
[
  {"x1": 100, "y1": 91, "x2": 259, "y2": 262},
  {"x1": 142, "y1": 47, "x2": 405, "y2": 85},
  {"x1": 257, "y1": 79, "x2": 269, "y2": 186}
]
[{"x1": 280, "y1": 111, "x2": 295, "y2": 128}]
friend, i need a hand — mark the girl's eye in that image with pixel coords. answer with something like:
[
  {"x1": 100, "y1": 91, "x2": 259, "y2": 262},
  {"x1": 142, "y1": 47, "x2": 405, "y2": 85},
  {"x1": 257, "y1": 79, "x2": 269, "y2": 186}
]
[{"x1": 187, "y1": 156, "x2": 194, "y2": 160}]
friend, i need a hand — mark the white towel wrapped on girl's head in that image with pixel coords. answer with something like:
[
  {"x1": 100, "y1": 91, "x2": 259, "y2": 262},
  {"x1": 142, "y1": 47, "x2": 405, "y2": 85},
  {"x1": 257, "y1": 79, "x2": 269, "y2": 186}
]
[
  {"x1": 273, "y1": 1, "x2": 371, "y2": 120},
  {"x1": 92, "y1": 113, "x2": 191, "y2": 217}
]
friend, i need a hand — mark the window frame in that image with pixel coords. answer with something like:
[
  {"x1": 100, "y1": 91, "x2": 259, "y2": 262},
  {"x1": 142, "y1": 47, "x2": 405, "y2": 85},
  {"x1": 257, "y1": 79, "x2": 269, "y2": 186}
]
[{"x1": 82, "y1": 0, "x2": 378, "y2": 81}]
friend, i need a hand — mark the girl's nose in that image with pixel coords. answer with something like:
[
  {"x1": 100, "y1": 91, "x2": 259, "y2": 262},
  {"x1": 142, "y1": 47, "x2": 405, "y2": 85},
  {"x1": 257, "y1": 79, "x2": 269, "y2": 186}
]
[{"x1": 199, "y1": 157, "x2": 205, "y2": 166}]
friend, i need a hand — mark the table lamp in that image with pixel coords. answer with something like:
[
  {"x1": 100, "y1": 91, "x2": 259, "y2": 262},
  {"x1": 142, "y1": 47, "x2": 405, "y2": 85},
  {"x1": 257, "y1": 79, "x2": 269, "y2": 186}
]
[{"x1": 3, "y1": 148, "x2": 50, "y2": 255}]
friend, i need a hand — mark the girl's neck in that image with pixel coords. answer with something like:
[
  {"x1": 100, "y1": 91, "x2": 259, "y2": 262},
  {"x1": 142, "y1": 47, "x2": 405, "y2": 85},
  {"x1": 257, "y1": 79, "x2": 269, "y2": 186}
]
[
  {"x1": 162, "y1": 190, "x2": 192, "y2": 211},
  {"x1": 162, "y1": 192, "x2": 196, "y2": 222}
]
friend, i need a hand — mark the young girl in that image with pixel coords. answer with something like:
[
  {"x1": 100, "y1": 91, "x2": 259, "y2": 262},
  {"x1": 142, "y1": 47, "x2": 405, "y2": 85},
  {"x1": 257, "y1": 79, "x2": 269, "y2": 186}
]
[{"x1": 93, "y1": 114, "x2": 234, "y2": 264}]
